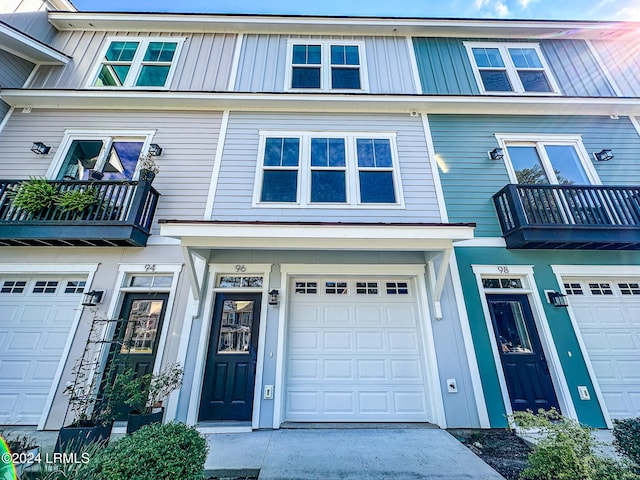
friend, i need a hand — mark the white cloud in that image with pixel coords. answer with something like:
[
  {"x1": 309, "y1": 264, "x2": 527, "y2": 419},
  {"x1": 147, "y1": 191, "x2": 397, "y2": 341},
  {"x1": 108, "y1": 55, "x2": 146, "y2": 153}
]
[
  {"x1": 519, "y1": 0, "x2": 531, "y2": 7},
  {"x1": 494, "y1": 1, "x2": 509, "y2": 16},
  {"x1": 475, "y1": 0, "x2": 490, "y2": 9}
]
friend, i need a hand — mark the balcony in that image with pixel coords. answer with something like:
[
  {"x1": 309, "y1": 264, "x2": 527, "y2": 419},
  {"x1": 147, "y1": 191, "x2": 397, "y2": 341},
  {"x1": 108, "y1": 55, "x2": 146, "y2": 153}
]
[
  {"x1": 493, "y1": 184, "x2": 640, "y2": 250},
  {"x1": 0, "y1": 179, "x2": 160, "y2": 247}
]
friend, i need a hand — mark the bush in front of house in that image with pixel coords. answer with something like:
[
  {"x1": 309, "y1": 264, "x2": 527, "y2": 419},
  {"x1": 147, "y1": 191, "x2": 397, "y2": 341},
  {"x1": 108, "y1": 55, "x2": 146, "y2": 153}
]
[
  {"x1": 613, "y1": 417, "x2": 640, "y2": 470},
  {"x1": 78, "y1": 422, "x2": 208, "y2": 480}
]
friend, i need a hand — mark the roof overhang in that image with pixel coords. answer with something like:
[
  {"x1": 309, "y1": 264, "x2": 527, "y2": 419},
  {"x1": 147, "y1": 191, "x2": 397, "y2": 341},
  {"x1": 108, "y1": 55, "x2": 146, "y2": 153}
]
[
  {"x1": 0, "y1": 22, "x2": 69, "y2": 65},
  {"x1": 48, "y1": 0, "x2": 77, "y2": 12},
  {"x1": 159, "y1": 220, "x2": 476, "y2": 251},
  {"x1": 3, "y1": 90, "x2": 640, "y2": 117},
  {"x1": 47, "y1": 12, "x2": 638, "y2": 40}
]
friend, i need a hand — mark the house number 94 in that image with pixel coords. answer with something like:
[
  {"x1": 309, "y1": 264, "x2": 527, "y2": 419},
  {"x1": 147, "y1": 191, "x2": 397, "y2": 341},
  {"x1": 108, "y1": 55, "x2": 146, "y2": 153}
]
[
  {"x1": 497, "y1": 266, "x2": 510, "y2": 274},
  {"x1": 235, "y1": 265, "x2": 247, "y2": 273}
]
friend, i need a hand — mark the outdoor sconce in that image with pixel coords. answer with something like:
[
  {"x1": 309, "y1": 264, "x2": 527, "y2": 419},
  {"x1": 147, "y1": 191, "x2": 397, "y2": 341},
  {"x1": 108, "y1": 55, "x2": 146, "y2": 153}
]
[
  {"x1": 31, "y1": 142, "x2": 51, "y2": 155},
  {"x1": 148, "y1": 143, "x2": 163, "y2": 156},
  {"x1": 546, "y1": 291, "x2": 569, "y2": 308},
  {"x1": 488, "y1": 148, "x2": 504, "y2": 160},
  {"x1": 268, "y1": 289, "x2": 280, "y2": 306},
  {"x1": 82, "y1": 290, "x2": 105, "y2": 307},
  {"x1": 594, "y1": 149, "x2": 614, "y2": 162}
]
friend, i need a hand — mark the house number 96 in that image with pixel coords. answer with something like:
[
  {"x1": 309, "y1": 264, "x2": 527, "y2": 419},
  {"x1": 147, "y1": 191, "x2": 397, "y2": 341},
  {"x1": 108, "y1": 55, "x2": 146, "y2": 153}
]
[
  {"x1": 235, "y1": 265, "x2": 247, "y2": 273},
  {"x1": 497, "y1": 266, "x2": 510, "y2": 274}
]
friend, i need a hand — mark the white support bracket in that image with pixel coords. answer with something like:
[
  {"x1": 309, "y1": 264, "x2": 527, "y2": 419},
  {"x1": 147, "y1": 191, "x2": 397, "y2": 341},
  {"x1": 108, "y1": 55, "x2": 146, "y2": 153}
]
[
  {"x1": 430, "y1": 247, "x2": 452, "y2": 320},
  {"x1": 182, "y1": 247, "x2": 208, "y2": 313}
]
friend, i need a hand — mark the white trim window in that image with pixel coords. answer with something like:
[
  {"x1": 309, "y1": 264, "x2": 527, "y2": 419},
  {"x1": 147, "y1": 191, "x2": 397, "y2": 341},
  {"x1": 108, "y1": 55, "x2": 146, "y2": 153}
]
[
  {"x1": 254, "y1": 132, "x2": 402, "y2": 207},
  {"x1": 90, "y1": 37, "x2": 184, "y2": 88},
  {"x1": 496, "y1": 134, "x2": 600, "y2": 186},
  {"x1": 464, "y1": 42, "x2": 560, "y2": 95},
  {"x1": 47, "y1": 130, "x2": 155, "y2": 181},
  {"x1": 285, "y1": 40, "x2": 367, "y2": 92}
]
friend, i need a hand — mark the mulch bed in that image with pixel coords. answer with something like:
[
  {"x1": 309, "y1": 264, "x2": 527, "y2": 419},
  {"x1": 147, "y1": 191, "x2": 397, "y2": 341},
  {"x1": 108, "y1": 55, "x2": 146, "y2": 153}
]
[{"x1": 449, "y1": 429, "x2": 532, "y2": 480}]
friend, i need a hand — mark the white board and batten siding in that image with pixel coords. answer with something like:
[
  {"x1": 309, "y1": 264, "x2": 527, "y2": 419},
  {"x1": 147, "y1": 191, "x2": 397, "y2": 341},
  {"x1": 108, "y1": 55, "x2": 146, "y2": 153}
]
[
  {"x1": 0, "y1": 109, "x2": 223, "y2": 229},
  {"x1": 235, "y1": 34, "x2": 418, "y2": 94},
  {"x1": 29, "y1": 31, "x2": 237, "y2": 91},
  {"x1": 590, "y1": 40, "x2": 640, "y2": 97},
  {"x1": 211, "y1": 112, "x2": 441, "y2": 223}
]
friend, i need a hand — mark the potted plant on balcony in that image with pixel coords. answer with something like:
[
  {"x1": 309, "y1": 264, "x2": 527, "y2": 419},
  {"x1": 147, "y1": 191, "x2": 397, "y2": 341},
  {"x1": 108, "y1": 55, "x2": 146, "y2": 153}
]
[
  {"x1": 137, "y1": 152, "x2": 160, "y2": 183},
  {"x1": 55, "y1": 186, "x2": 98, "y2": 218},
  {"x1": 108, "y1": 363, "x2": 183, "y2": 435},
  {"x1": 9, "y1": 177, "x2": 57, "y2": 216}
]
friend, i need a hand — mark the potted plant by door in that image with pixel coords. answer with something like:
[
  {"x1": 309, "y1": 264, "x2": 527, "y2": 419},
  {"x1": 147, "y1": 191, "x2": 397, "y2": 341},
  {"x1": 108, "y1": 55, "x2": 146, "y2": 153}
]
[
  {"x1": 137, "y1": 152, "x2": 160, "y2": 183},
  {"x1": 109, "y1": 363, "x2": 184, "y2": 435}
]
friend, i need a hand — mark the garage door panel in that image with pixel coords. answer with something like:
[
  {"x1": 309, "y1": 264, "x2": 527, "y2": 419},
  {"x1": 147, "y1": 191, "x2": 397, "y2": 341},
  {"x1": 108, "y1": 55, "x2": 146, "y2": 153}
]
[
  {"x1": 324, "y1": 331, "x2": 352, "y2": 350},
  {"x1": 355, "y1": 306, "x2": 384, "y2": 325}
]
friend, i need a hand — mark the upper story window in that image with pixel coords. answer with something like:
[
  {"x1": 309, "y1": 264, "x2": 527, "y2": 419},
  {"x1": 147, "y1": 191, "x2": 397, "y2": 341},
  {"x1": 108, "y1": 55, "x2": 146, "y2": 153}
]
[
  {"x1": 47, "y1": 131, "x2": 156, "y2": 181},
  {"x1": 254, "y1": 132, "x2": 402, "y2": 207},
  {"x1": 91, "y1": 38, "x2": 183, "y2": 88},
  {"x1": 286, "y1": 40, "x2": 367, "y2": 92},
  {"x1": 464, "y1": 42, "x2": 559, "y2": 95}
]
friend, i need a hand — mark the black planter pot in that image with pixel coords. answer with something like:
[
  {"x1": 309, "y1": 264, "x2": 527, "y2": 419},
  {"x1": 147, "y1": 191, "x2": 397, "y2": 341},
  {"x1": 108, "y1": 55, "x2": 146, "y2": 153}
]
[
  {"x1": 126, "y1": 408, "x2": 164, "y2": 435},
  {"x1": 138, "y1": 169, "x2": 156, "y2": 183},
  {"x1": 55, "y1": 421, "x2": 113, "y2": 453}
]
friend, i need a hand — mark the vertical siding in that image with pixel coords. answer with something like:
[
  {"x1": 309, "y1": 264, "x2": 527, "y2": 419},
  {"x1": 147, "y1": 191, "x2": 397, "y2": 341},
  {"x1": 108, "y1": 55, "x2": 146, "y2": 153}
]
[
  {"x1": 540, "y1": 40, "x2": 615, "y2": 97},
  {"x1": 429, "y1": 114, "x2": 640, "y2": 237},
  {"x1": 235, "y1": 34, "x2": 417, "y2": 94},
  {"x1": 0, "y1": 109, "x2": 222, "y2": 228},
  {"x1": 0, "y1": 10, "x2": 57, "y2": 43},
  {"x1": 211, "y1": 111, "x2": 440, "y2": 223},
  {"x1": 0, "y1": 49, "x2": 34, "y2": 87},
  {"x1": 413, "y1": 37, "x2": 616, "y2": 97},
  {"x1": 591, "y1": 39, "x2": 640, "y2": 97},
  {"x1": 29, "y1": 31, "x2": 236, "y2": 91},
  {"x1": 0, "y1": 101, "x2": 9, "y2": 120}
]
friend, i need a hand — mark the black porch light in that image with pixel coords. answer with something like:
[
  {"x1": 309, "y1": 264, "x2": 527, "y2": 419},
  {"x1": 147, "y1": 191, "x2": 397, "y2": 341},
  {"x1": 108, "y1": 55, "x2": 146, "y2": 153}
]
[
  {"x1": 594, "y1": 149, "x2": 614, "y2": 162},
  {"x1": 82, "y1": 290, "x2": 105, "y2": 307},
  {"x1": 31, "y1": 142, "x2": 51, "y2": 155},
  {"x1": 148, "y1": 143, "x2": 163, "y2": 156},
  {"x1": 268, "y1": 289, "x2": 279, "y2": 306},
  {"x1": 488, "y1": 147, "x2": 504, "y2": 160},
  {"x1": 547, "y1": 291, "x2": 569, "y2": 308}
]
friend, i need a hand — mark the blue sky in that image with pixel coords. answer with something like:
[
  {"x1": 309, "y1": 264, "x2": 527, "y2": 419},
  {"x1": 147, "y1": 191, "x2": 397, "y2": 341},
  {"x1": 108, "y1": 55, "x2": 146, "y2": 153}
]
[{"x1": 72, "y1": 0, "x2": 640, "y2": 21}]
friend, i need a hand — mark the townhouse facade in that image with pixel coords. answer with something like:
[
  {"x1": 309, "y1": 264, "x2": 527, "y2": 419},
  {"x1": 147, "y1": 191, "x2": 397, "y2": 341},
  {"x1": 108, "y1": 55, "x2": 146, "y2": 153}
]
[{"x1": 0, "y1": 3, "x2": 638, "y2": 433}]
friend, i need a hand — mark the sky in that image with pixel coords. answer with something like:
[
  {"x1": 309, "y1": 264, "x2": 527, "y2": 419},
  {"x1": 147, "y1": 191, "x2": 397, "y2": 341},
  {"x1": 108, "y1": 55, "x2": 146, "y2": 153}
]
[{"x1": 71, "y1": 0, "x2": 640, "y2": 21}]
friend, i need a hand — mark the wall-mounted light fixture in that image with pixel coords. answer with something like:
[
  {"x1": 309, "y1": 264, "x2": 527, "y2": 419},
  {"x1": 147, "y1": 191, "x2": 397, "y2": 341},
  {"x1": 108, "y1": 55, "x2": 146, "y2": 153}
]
[
  {"x1": 594, "y1": 149, "x2": 614, "y2": 162},
  {"x1": 148, "y1": 143, "x2": 163, "y2": 156},
  {"x1": 488, "y1": 147, "x2": 504, "y2": 160},
  {"x1": 82, "y1": 290, "x2": 105, "y2": 307},
  {"x1": 31, "y1": 142, "x2": 51, "y2": 155},
  {"x1": 268, "y1": 289, "x2": 279, "y2": 306},
  {"x1": 546, "y1": 291, "x2": 569, "y2": 308}
]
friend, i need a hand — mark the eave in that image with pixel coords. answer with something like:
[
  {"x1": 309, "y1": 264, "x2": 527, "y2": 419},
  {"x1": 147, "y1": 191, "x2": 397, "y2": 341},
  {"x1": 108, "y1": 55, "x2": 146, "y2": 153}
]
[
  {"x1": 0, "y1": 21, "x2": 69, "y2": 65},
  {"x1": 2, "y1": 90, "x2": 640, "y2": 117},
  {"x1": 46, "y1": 12, "x2": 639, "y2": 40}
]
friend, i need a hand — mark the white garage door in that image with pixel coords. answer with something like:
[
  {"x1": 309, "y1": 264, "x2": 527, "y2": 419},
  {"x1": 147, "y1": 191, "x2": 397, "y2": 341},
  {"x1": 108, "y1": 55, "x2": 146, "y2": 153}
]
[
  {"x1": 285, "y1": 277, "x2": 433, "y2": 422},
  {"x1": 0, "y1": 275, "x2": 85, "y2": 424},
  {"x1": 564, "y1": 278, "x2": 640, "y2": 419}
]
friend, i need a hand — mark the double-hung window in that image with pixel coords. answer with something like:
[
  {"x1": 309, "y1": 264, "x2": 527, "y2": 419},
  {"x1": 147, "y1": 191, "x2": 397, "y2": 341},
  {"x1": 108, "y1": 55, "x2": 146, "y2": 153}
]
[
  {"x1": 255, "y1": 132, "x2": 400, "y2": 206},
  {"x1": 465, "y1": 42, "x2": 559, "y2": 94},
  {"x1": 92, "y1": 38, "x2": 183, "y2": 88},
  {"x1": 287, "y1": 40, "x2": 366, "y2": 91}
]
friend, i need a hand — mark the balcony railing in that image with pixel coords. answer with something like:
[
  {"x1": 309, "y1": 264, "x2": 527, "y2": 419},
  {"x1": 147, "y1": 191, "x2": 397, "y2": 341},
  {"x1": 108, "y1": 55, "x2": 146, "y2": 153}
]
[
  {"x1": 493, "y1": 184, "x2": 640, "y2": 250},
  {"x1": 0, "y1": 179, "x2": 160, "y2": 247}
]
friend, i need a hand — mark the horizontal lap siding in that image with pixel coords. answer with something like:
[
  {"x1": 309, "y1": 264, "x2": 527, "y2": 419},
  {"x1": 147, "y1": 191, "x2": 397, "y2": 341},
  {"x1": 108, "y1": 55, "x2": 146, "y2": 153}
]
[
  {"x1": 211, "y1": 112, "x2": 439, "y2": 223},
  {"x1": 429, "y1": 114, "x2": 640, "y2": 237},
  {"x1": 236, "y1": 34, "x2": 417, "y2": 93},
  {"x1": 0, "y1": 109, "x2": 222, "y2": 230},
  {"x1": 591, "y1": 39, "x2": 640, "y2": 97},
  {"x1": 30, "y1": 31, "x2": 236, "y2": 91}
]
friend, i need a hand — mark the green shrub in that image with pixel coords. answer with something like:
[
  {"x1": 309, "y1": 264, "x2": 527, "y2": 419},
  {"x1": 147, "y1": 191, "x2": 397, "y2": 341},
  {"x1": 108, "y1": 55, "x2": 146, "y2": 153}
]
[
  {"x1": 79, "y1": 422, "x2": 207, "y2": 480},
  {"x1": 11, "y1": 178, "x2": 57, "y2": 214},
  {"x1": 55, "y1": 187, "x2": 98, "y2": 214},
  {"x1": 614, "y1": 418, "x2": 640, "y2": 468},
  {"x1": 591, "y1": 457, "x2": 640, "y2": 480}
]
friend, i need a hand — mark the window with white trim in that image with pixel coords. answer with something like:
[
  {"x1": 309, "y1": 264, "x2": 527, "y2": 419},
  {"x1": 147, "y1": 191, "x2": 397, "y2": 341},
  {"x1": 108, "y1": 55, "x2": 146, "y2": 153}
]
[
  {"x1": 256, "y1": 132, "x2": 401, "y2": 206},
  {"x1": 287, "y1": 41, "x2": 365, "y2": 91},
  {"x1": 92, "y1": 38, "x2": 183, "y2": 88},
  {"x1": 465, "y1": 42, "x2": 559, "y2": 94}
]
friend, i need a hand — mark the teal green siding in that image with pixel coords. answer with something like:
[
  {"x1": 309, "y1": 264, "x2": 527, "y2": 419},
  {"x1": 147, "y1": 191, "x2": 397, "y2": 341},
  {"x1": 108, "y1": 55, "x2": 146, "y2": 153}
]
[
  {"x1": 455, "y1": 247, "x2": 640, "y2": 427},
  {"x1": 412, "y1": 38, "x2": 615, "y2": 97},
  {"x1": 429, "y1": 114, "x2": 640, "y2": 237}
]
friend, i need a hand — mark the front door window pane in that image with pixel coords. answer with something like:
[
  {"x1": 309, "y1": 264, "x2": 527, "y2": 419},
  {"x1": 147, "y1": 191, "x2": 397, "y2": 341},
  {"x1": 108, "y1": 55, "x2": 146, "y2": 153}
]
[
  {"x1": 217, "y1": 300, "x2": 254, "y2": 354},
  {"x1": 56, "y1": 140, "x2": 104, "y2": 180},
  {"x1": 544, "y1": 145, "x2": 590, "y2": 185},
  {"x1": 120, "y1": 299, "x2": 163, "y2": 354},
  {"x1": 508, "y1": 146, "x2": 550, "y2": 184},
  {"x1": 492, "y1": 300, "x2": 534, "y2": 354}
]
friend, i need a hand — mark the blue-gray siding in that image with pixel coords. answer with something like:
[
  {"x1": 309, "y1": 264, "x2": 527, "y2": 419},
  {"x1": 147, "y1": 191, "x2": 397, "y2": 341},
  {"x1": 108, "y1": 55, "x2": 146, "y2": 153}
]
[
  {"x1": 591, "y1": 39, "x2": 640, "y2": 97},
  {"x1": 0, "y1": 101, "x2": 9, "y2": 120},
  {"x1": 235, "y1": 34, "x2": 418, "y2": 94},
  {"x1": 429, "y1": 114, "x2": 640, "y2": 237},
  {"x1": 29, "y1": 31, "x2": 236, "y2": 91},
  {"x1": 413, "y1": 37, "x2": 615, "y2": 97},
  {"x1": 211, "y1": 112, "x2": 440, "y2": 223},
  {"x1": 0, "y1": 10, "x2": 57, "y2": 44},
  {"x1": 0, "y1": 49, "x2": 35, "y2": 88}
]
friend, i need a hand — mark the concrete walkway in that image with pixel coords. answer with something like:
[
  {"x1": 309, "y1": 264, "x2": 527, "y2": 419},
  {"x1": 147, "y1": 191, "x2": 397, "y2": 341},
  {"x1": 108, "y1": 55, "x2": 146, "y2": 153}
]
[{"x1": 205, "y1": 428, "x2": 505, "y2": 479}]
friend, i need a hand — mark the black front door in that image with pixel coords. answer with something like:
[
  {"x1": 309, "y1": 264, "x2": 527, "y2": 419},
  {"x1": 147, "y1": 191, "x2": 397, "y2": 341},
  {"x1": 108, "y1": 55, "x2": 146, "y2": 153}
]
[
  {"x1": 199, "y1": 293, "x2": 261, "y2": 421},
  {"x1": 487, "y1": 294, "x2": 560, "y2": 413}
]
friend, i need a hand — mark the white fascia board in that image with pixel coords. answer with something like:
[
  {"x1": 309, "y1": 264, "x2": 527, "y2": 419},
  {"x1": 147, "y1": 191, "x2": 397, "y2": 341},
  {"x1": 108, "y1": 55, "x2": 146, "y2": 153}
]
[
  {"x1": 3, "y1": 90, "x2": 640, "y2": 117},
  {"x1": 159, "y1": 222, "x2": 474, "y2": 250},
  {"x1": 48, "y1": 0, "x2": 77, "y2": 11},
  {"x1": 0, "y1": 23, "x2": 69, "y2": 65},
  {"x1": 46, "y1": 12, "x2": 636, "y2": 40}
]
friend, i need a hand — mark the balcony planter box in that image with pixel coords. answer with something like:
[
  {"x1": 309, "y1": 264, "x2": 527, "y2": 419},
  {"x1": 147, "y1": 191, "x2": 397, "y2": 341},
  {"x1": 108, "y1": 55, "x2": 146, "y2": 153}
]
[
  {"x1": 138, "y1": 169, "x2": 156, "y2": 183},
  {"x1": 54, "y1": 421, "x2": 113, "y2": 453},
  {"x1": 126, "y1": 407, "x2": 164, "y2": 435}
]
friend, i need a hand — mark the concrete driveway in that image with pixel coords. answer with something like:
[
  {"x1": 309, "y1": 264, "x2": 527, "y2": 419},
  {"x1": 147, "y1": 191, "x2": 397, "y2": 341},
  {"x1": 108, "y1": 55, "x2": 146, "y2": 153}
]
[{"x1": 205, "y1": 428, "x2": 505, "y2": 479}]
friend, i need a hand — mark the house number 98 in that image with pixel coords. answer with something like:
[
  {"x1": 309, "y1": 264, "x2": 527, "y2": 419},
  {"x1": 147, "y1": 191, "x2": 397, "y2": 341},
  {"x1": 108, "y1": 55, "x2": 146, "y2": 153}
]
[
  {"x1": 497, "y1": 266, "x2": 510, "y2": 274},
  {"x1": 235, "y1": 265, "x2": 247, "y2": 273}
]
